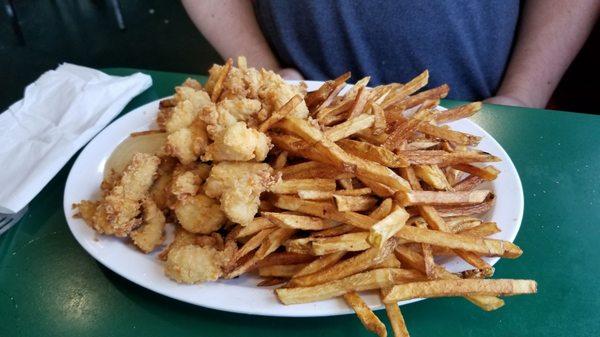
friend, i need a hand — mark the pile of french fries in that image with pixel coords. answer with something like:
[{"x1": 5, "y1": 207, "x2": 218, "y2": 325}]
[
  {"x1": 214, "y1": 63, "x2": 535, "y2": 336},
  {"x1": 82, "y1": 58, "x2": 537, "y2": 337}
]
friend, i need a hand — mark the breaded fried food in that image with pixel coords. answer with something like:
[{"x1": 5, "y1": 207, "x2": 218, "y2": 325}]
[
  {"x1": 204, "y1": 162, "x2": 278, "y2": 225},
  {"x1": 164, "y1": 89, "x2": 212, "y2": 133},
  {"x1": 158, "y1": 227, "x2": 197, "y2": 261},
  {"x1": 130, "y1": 198, "x2": 166, "y2": 253},
  {"x1": 174, "y1": 193, "x2": 227, "y2": 234},
  {"x1": 204, "y1": 97, "x2": 262, "y2": 138},
  {"x1": 165, "y1": 245, "x2": 223, "y2": 283},
  {"x1": 92, "y1": 153, "x2": 161, "y2": 237},
  {"x1": 164, "y1": 117, "x2": 209, "y2": 164},
  {"x1": 164, "y1": 238, "x2": 237, "y2": 284},
  {"x1": 202, "y1": 121, "x2": 271, "y2": 162},
  {"x1": 149, "y1": 157, "x2": 178, "y2": 210},
  {"x1": 72, "y1": 200, "x2": 99, "y2": 226}
]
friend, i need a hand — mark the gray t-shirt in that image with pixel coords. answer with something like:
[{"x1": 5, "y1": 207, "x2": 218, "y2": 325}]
[{"x1": 255, "y1": 0, "x2": 520, "y2": 100}]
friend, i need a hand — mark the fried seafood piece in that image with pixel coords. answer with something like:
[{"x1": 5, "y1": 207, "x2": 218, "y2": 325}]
[
  {"x1": 149, "y1": 157, "x2": 178, "y2": 210},
  {"x1": 202, "y1": 121, "x2": 271, "y2": 162},
  {"x1": 173, "y1": 193, "x2": 227, "y2": 234},
  {"x1": 204, "y1": 97, "x2": 262, "y2": 138},
  {"x1": 162, "y1": 88, "x2": 212, "y2": 133},
  {"x1": 158, "y1": 227, "x2": 197, "y2": 261},
  {"x1": 73, "y1": 200, "x2": 99, "y2": 226},
  {"x1": 164, "y1": 117, "x2": 209, "y2": 164},
  {"x1": 258, "y1": 68, "x2": 308, "y2": 119},
  {"x1": 164, "y1": 237, "x2": 237, "y2": 284},
  {"x1": 91, "y1": 153, "x2": 161, "y2": 237},
  {"x1": 130, "y1": 198, "x2": 166, "y2": 253},
  {"x1": 204, "y1": 162, "x2": 278, "y2": 225}
]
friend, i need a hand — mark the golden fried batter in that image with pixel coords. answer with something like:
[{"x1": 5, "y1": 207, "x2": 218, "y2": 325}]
[
  {"x1": 174, "y1": 193, "x2": 227, "y2": 234},
  {"x1": 164, "y1": 245, "x2": 223, "y2": 283},
  {"x1": 204, "y1": 162, "x2": 278, "y2": 225},
  {"x1": 130, "y1": 198, "x2": 166, "y2": 253},
  {"x1": 203, "y1": 121, "x2": 271, "y2": 162}
]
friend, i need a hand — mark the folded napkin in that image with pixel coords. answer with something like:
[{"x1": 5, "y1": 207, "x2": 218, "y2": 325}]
[{"x1": 0, "y1": 64, "x2": 152, "y2": 213}]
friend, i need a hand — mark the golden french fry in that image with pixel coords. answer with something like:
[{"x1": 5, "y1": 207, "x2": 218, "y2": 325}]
[
  {"x1": 452, "y1": 164, "x2": 500, "y2": 181},
  {"x1": 381, "y1": 289, "x2": 410, "y2": 337},
  {"x1": 210, "y1": 58, "x2": 232, "y2": 102},
  {"x1": 257, "y1": 277, "x2": 286, "y2": 287},
  {"x1": 417, "y1": 123, "x2": 481, "y2": 146},
  {"x1": 333, "y1": 195, "x2": 378, "y2": 212},
  {"x1": 443, "y1": 216, "x2": 483, "y2": 233},
  {"x1": 235, "y1": 227, "x2": 276, "y2": 260},
  {"x1": 343, "y1": 292, "x2": 388, "y2": 337},
  {"x1": 369, "y1": 198, "x2": 393, "y2": 220},
  {"x1": 372, "y1": 103, "x2": 387, "y2": 136},
  {"x1": 453, "y1": 175, "x2": 486, "y2": 191},
  {"x1": 255, "y1": 227, "x2": 296, "y2": 259},
  {"x1": 396, "y1": 225, "x2": 522, "y2": 258},
  {"x1": 311, "y1": 232, "x2": 372, "y2": 255},
  {"x1": 435, "y1": 102, "x2": 482, "y2": 124},
  {"x1": 259, "y1": 95, "x2": 303, "y2": 132},
  {"x1": 370, "y1": 254, "x2": 402, "y2": 270},
  {"x1": 262, "y1": 212, "x2": 338, "y2": 230},
  {"x1": 276, "y1": 268, "x2": 423, "y2": 305},
  {"x1": 255, "y1": 252, "x2": 315, "y2": 269},
  {"x1": 400, "y1": 84, "x2": 449, "y2": 109},
  {"x1": 394, "y1": 245, "x2": 505, "y2": 311},
  {"x1": 338, "y1": 178, "x2": 354, "y2": 190},
  {"x1": 259, "y1": 264, "x2": 308, "y2": 278},
  {"x1": 398, "y1": 150, "x2": 500, "y2": 166},
  {"x1": 236, "y1": 217, "x2": 276, "y2": 239},
  {"x1": 298, "y1": 188, "x2": 372, "y2": 200},
  {"x1": 325, "y1": 114, "x2": 375, "y2": 141},
  {"x1": 309, "y1": 224, "x2": 360, "y2": 238},
  {"x1": 413, "y1": 165, "x2": 452, "y2": 190},
  {"x1": 305, "y1": 72, "x2": 351, "y2": 109},
  {"x1": 347, "y1": 86, "x2": 370, "y2": 119},
  {"x1": 383, "y1": 279, "x2": 537, "y2": 302},
  {"x1": 358, "y1": 177, "x2": 396, "y2": 197},
  {"x1": 273, "y1": 151, "x2": 288, "y2": 170},
  {"x1": 380, "y1": 70, "x2": 429, "y2": 109},
  {"x1": 271, "y1": 178, "x2": 337, "y2": 194},
  {"x1": 338, "y1": 139, "x2": 409, "y2": 168},
  {"x1": 293, "y1": 251, "x2": 346, "y2": 278},
  {"x1": 458, "y1": 222, "x2": 501, "y2": 237},
  {"x1": 383, "y1": 107, "x2": 437, "y2": 151},
  {"x1": 294, "y1": 238, "x2": 397, "y2": 286},
  {"x1": 280, "y1": 161, "x2": 353, "y2": 180},
  {"x1": 395, "y1": 190, "x2": 491, "y2": 206},
  {"x1": 368, "y1": 207, "x2": 410, "y2": 248},
  {"x1": 433, "y1": 194, "x2": 495, "y2": 217}
]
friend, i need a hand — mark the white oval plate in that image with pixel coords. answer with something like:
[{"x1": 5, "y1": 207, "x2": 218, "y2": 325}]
[{"x1": 64, "y1": 81, "x2": 523, "y2": 317}]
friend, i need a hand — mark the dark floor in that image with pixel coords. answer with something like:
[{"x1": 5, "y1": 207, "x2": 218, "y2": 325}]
[{"x1": 0, "y1": 0, "x2": 597, "y2": 113}]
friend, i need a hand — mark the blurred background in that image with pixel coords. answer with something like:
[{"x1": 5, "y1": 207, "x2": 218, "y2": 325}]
[{"x1": 1, "y1": 0, "x2": 597, "y2": 113}]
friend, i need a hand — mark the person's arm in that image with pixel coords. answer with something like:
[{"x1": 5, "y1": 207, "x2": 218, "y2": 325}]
[
  {"x1": 181, "y1": 0, "x2": 303, "y2": 79},
  {"x1": 486, "y1": 0, "x2": 599, "y2": 108}
]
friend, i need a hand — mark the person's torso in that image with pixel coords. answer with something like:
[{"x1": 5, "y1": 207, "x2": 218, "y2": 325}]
[{"x1": 255, "y1": 0, "x2": 520, "y2": 100}]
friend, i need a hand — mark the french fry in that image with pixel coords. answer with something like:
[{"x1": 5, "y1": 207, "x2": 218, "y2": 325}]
[
  {"x1": 311, "y1": 232, "x2": 372, "y2": 255},
  {"x1": 400, "y1": 84, "x2": 449, "y2": 109},
  {"x1": 444, "y1": 216, "x2": 483, "y2": 233},
  {"x1": 259, "y1": 95, "x2": 303, "y2": 132},
  {"x1": 281, "y1": 161, "x2": 353, "y2": 180},
  {"x1": 435, "y1": 102, "x2": 482, "y2": 124},
  {"x1": 347, "y1": 86, "x2": 370, "y2": 119},
  {"x1": 396, "y1": 190, "x2": 491, "y2": 206},
  {"x1": 259, "y1": 264, "x2": 308, "y2": 278},
  {"x1": 236, "y1": 217, "x2": 276, "y2": 239},
  {"x1": 368, "y1": 207, "x2": 410, "y2": 248},
  {"x1": 293, "y1": 251, "x2": 346, "y2": 278},
  {"x1": 394, "y1": 246, "x2": 505, "y2": 311},
  {"x1": 398, "y1": 150, "x2": 500, "y2": 166},
  {"x1": 434, "y1": 194, "x2": 495, "y2": 217},
  {"x1": 372, "y1": 103, "x2": 387, "y2": 136},
  {"x1": 235, "y1": 227, "x2": 276, "y2": 260},
  {"x1": 262, "y1": 212, "x2": 338, "y2": 230},
  {"x1": 381, "y1": 289, "x2": 410, "y2": 337},
  {"x1": 309, "y1": 224, "x2": 360, "y2": 238},
  {"x1": 383, "y1": 107, "x2": 437, "y2": 151},
  {"x1": 395, "y1": 226, "x2": 522, "y2": 258},
  {"x1": 273, "y1": 151, "x2": 288, "y2": 170},
  {"x1": 276, "y1": 268, "x2": 423, "y2": 304},
  {"x1": 294, "y1": 238, "x2": 397, "y2": 286},
  {"x1": 380, "y1": 70, "x2": 429, "y2": 109},
  {"x1": 369, "y1": 198, "x2": 393, "y2": 220},
  {"x1": 383, "y1": 279, "x2": 537, "y2": 302},
  {"x1": 413, "y1": 165, "x2": 452, "y2": 190},
  {"x1": 333, "y1": 195, "x2": 378, "y2": 212},
  {"x1": 370, "y1": 254, "x2": 403, "y2": 269},
  {"x1": 255, "y1": 227, "x2": 296, "y2": 259},
  {"x1": 271, "y1": 179, "x2": 337, "y2": 194},
  {"x1": 313, "y1": 80, "x2": 348, "y2": 116},
  {"x1": 305, "y1": 72, "x2": 351, "y2": 109},
  {"x1": 417, "y1": 123, "x2": 481, "y2": 146},
  {"x1": 338, "y1": 139, "x2": 409, "y2": 168},
  {"x1": 452, "y1": 164, "x2": 500, "y2": 181},
  {"x1": 325, "y1": 114, "x2": 375, "y2": 142},
  {"x1": 358, "y1": 176, "x2": 396, "y2": 197},
  {"x1": 210, "y1": 58, "x2": 232, "y2": 102},
  {"x1": 284, "y1": 237, "x2": 313, "y2": 255},
  {"x1": 459, "y1": 221, "x2": 501, "y2": 237},
  {"x1": 255, "y1": 252, "x2": 315, "y2": 269},
  {"x1": 298, "y1": 188, "x2": 372, "y2": 200},
  {"x1": 338, "y1": 178, "x2": 354, "y2": 190},
  {"x1": 277, "y1": 117, "x2": 411, "y2": 192},
  {"x1": 453, "y1": 175, "x2": 486, "y2": 191},
  {"x1": 343, "y1": 292, "x2": 388, "y2": 337}
]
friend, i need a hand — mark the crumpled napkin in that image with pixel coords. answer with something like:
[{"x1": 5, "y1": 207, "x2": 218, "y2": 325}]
[{"x1": 0, "y1": 63, "x2": 152, "y2": 213}]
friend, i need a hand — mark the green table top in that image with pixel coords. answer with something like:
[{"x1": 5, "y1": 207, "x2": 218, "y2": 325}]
[{"x1": 1, "y1": 68, "x2": 599, "y2": 337}]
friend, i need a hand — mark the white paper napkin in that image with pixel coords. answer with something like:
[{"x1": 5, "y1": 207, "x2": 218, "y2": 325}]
[{"x1": 0, "y1": 63, "x2": 152, "y2": 213}]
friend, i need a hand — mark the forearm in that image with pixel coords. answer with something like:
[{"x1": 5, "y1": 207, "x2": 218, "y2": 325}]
[
  {"x1": 496, "y1": 0, "x2": 599, "y2": 108},
  {"x1": 181, "y1": 0, "x2": 280, "y2": 70}
]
